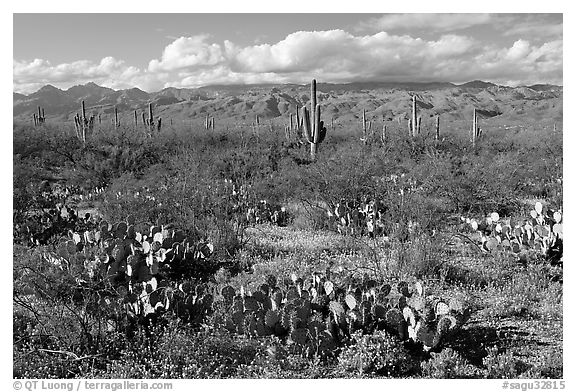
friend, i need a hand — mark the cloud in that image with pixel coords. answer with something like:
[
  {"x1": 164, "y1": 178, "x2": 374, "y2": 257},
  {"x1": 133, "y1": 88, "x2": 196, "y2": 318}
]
[
  {"x1": 148, "y1": 35, "x2": 225, "y2": 72},
  {"x1": 471, "y1": 39, "x2": 563, "y2": 86},
  {"x1": 358, "y1": 13, "x2": 493, "y2": 33},
  {"x1": 498, "y1": 14, "x2": 563, "y2": 41},
  {"x1": 13, "y1": 57, "x2": 144, "y2": 93},
  {"x1": 13, "y1": 28, "x2": 563, "y2": 94}
]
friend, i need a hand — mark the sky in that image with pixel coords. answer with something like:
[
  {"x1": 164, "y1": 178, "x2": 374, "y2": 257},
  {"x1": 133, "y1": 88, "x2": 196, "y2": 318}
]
[{"x1": 13, "y1": 13, "x2": 563, "y2": 94}]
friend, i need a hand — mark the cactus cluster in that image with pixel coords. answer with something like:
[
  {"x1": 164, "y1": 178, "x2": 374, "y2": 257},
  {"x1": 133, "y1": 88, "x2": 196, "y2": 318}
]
[
  {"x1": 245, "y1": 200, "x2": 290, "y2": 227},
  {"x1": 33, "y1": 106, "x2": 46, "y2": 126},
  {"x1": 44, "y1": 215, "x2": 216, "y2": 325},
  {"x1": 218, "y1": 272, "x2": 471, "y2": 356},
  {"x1": 330, "y1": 198, "x2": 386, "y2": 236},
  {"x1": 205, "y1": 114, "x2": 215, "y2": 130},
  {"x1": 462, "y1": 202, "x2": 563, "y2": 264},
  {"x1": 358, "y1": 112, "x2": 390, "y2": 146},
  {"x1": 283, "y1": 111, "x2": 302, "y2": 142}
]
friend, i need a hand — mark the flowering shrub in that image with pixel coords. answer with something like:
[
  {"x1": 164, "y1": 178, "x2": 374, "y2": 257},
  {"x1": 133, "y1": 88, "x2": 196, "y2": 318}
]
[{"x1": 338, "y1": 331, "x2": 418, "y2": 376}]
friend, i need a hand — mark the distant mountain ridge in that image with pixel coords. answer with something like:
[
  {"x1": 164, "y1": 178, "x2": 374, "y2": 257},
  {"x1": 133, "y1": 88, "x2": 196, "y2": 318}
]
[{"x1": 13, "y1": 80, "x2": 563, "y2": 123}]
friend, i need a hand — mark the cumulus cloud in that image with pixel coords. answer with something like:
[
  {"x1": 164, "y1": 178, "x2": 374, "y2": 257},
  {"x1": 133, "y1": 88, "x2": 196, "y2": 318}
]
[
  {"x1": 148, "y1": 35, "x2": 225, "y2": 72},
  {"x1": 13, "y1": 27, "x2": 563, "y2": 94},
  {"x1": 13, "y1": 57, "x2": 144, "y2": 93}
]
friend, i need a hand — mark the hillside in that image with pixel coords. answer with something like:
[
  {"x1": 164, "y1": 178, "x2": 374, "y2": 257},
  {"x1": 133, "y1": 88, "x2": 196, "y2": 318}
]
[{"x1": 13, "y1": 81, "x2": 563, "y2": 125}]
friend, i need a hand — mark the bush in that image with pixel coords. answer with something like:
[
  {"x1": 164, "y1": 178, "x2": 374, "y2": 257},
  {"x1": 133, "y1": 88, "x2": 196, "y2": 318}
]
[
  {"x1": 337, "y1": 331, "x2": 419, "y2": 377},
  {"x1": 482, "y1": 346, "x2": 529, "y2": 379},
  {"x1": 421, "y1": 348, "x2": 481, "y2": 378}
]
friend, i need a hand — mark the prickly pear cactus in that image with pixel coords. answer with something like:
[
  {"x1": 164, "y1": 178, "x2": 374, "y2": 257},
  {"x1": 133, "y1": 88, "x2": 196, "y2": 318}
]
[{"x1": 462, "y1": 202, "x2": 563, "y2": 264}]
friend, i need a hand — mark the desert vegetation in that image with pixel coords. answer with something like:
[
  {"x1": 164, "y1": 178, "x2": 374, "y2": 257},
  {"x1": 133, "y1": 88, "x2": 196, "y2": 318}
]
[{"x1": 13, "y1": 79, "x2": 563, "y2": 379}]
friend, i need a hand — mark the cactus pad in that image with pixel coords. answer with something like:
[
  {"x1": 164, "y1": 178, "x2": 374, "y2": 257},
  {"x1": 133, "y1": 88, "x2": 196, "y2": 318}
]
[
  {"x1": 553, "y1": 211, "x2": 562, "y2": 223},
  {"x1": 329, "y1": 301, "x2": 345, "y2": 316},
  {"x1": 397, "y1": 281, "x2": 410, "y2": 296},
  {"x1": 435, "y1": 301, "x2": 450, "y2": 316},
  {"x1": 417, "y1": 325, "x2": 437, "y2": 349},
  {"x1": 414, "y1": 281, "x2": 424, "y2": 297},
  {"x1": 264, "y1": 309, "x2": 280, "y2": 328},
  {"x1": 379, "y1": 284, "x2": 391, "y2": 296},
  {"x1": 373, "y1": 304, "x2": 387, "y2": 319},
  {"x1": 408, "y1": 296, "x2": 425, "y2": 311},
  {"x1": 448, "y1": 297, "x2": 465, "y2": 313},
  {"x1": 244, "y1": 297, "x2": 259, "y2": 312},
  {"x1": 553, "y1": 223, "x2": 563, "y2": 236},
  {"x1": 403, "y1": 307, "x2": 416, "y2": 327},
  {"x1": 385, "y1": 308, "x2": 404, "y2": 327},
  {"x1": 345, "y1": 294, "x2": 357, "y2": 310},
  {"x1": 290, "y1": 328, "x2": 308, "y2": 345},
  {"x1": 324, "y1": 281, "x2": 334, "y2": 296},
  {"x1": 437, "y1": 315, "x2": 457, "y2": 334},
  {"x1": 535, "y1": 202, "x2": 543, "y2": 215}
]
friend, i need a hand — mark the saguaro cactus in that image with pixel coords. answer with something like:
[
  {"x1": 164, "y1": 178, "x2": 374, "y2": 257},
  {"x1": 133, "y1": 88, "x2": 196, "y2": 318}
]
[
  {"x1": 411, "y1": 95, "x2": 418, "y2": 137},
  {"x1": 301, "y1": 79, "x2": 327, "y2": 160},
  {"x1": 381, "y1": 124, "x2": 387, "y2": 145},
  {"x1": 361, "y1": 109, "x2": 368, "y2": 145},
  {"x1": 114, "y1": 106, "x2": 120, "y2": 128},
  {"x1": 73, "y1": 100, "x2": 94, "y2": 144},
  {"x1": 295, "y1": 106, "x2": 301, "y2": 131},
  {"x1": 144, "y1": 103, "x2": 161, "y2": 133},
  {"x1": 33, "y1": 106, "x2": 46, "y2": 126},
  {"x1": 148, "y1": 103, "x2": 155, "y2": 132},
  {"x1": 205, "y1": 114, "x2": 215, "y2": 130},
  {"x1": 471, "y1": 108, "x2": 481, "y2": 146}
]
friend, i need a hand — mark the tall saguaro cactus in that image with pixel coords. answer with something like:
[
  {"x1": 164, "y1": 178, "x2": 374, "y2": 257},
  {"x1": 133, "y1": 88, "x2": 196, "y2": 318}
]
[
  {"x1": 411, "y1": 95, "x2": 418, "y2": 137},
  {"x1": 144, "y1": 103, "x2": 162, "y2": 134},
  {"x1": 114, "y1": 106, "x2": 120, "y2": 128},
  {"x1": 33, "y1": 106, "x2": 46, "y2": 126},
  {"x1": 149, "y1": 103, "x2": 155, "y2": 132},
  {"x1": 471, "y1": 108, "x2": 482, "y2": 147},
  {"x1": 301, "y1": 79, "x2": 327, "y2": 160},
  {"x1": 295, "y1": 106, "x2": 300, "y2": 131},
  {"x1": 361, "y1": 109, "x2": 368, "y2": 145},
  {"x1": 73, "y1": 100, "x2": 94, "y2": 145},
  {"x1": 381, "y1": 124, "x2": 387, "y2": 145}
]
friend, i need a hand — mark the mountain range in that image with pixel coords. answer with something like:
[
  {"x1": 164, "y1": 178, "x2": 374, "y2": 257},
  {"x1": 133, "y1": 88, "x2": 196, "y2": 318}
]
[{"x1": 13, "y1": 80, "x2": 563, "y2": 125}]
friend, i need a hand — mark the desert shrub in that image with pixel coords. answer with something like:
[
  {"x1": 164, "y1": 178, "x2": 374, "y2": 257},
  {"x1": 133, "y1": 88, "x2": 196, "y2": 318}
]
[
  {"x1": 337, "y1": 331, "x2": 419, "y2": 377},
  {"x1": 518, "y1": 351, "x2": 563, "y2": 379},
  {"x1": 481, "y1": 263, "x2": 563, "y2": 320},
  {"x1": 482, "y1": 346, "x2": 530, "y2": 379},
  {"x1": 421, "y1": 348, "x2": 481, "y2": 378},
  {"x1": 383, "y1": 231, "x2": 446, "y2": 279},
  {"x1": 91, "y1": 322, "x2": 268, "y2": 378}
]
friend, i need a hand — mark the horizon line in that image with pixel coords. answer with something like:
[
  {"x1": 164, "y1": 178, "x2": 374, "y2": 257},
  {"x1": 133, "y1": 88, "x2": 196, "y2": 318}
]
[{"x1": 13, "y1": 79, "x2": 564, "y2": 96}]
